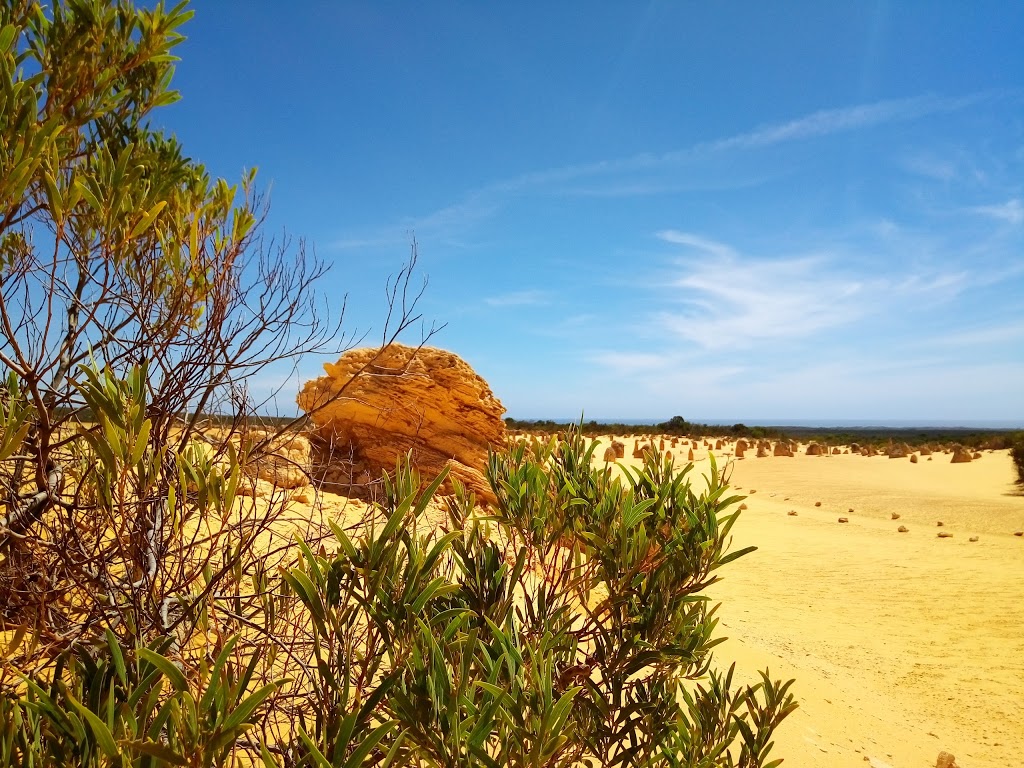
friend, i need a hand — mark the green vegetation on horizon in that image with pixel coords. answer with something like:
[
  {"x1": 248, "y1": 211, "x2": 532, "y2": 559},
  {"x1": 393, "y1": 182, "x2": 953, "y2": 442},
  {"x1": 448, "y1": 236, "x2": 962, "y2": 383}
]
[{"x1": 506, "y1": 417, "x2": 1024, "y2": 451}]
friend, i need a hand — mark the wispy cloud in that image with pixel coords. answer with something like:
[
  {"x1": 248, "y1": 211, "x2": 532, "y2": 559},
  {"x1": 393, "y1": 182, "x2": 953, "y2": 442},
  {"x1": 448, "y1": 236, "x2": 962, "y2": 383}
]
[
  {"x1": 484, "y1": 290, "x2": 550, "y2": 308},
  {"x1": 349, "y1": 92, "x2": 996, "y2": 248},
  {"x1": 917, "y1": 321, "x2": 1024, "y2": 348},
  {"x1": 657, "y1": 253, "x2": 863, "y2": 348},
  {"x1": 587, "y1": 351, "x2": 673, "y2": 373},
  {"x1": 656, "y1": 230, "x2": 737, "y2": 259},
  {"x1": 650, "y1": 233, "x2": 969, "y2": 350},
  {"x1": 707, "y1": 94, "x2": 983, "y2": 153},
  {"x1": 970, "y1": 198, "x2": 1024, "y2": 224},
  {"x1": 901, "y1": 152, "x2": 959, "y2": 181}
]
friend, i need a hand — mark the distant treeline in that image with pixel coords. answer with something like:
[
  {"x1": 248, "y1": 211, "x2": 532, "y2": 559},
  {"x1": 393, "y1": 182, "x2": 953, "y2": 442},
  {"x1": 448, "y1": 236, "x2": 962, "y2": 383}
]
[{"x1": 504, "y1": 416, "x2": 1024, "y2": 450}]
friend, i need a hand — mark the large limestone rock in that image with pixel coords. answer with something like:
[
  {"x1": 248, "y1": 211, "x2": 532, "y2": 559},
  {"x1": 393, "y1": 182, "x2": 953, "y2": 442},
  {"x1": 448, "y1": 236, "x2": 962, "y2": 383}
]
[{"x1": 296, "y1": 344, "x2": 505, "y2": 503}]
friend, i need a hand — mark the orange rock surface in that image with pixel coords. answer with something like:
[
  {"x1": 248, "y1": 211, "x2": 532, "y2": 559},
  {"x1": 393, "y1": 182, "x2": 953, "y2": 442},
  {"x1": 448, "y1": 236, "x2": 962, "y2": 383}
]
[{"x1": 296, "y1": 344, "x2": 505, "y2": 503}]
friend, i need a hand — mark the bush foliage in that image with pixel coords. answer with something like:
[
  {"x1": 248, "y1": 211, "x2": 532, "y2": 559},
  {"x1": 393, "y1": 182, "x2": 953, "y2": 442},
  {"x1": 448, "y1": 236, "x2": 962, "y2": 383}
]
[
  {"x1": 1, "y1": 1, "x2": 795, "y2": 766},
  {"x1": 3, "y1": 432, "x2": 796, "y2": 767},
  {"x1": 1011, "y1": 438, "x2": 1024, "y2": 485}
]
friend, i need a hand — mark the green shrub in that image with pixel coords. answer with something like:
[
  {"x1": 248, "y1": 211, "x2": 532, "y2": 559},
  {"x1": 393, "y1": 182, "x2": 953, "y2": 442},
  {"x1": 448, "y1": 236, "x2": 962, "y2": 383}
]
[
  {"x1": 1011, "y1": 439, "x2": 1024, "y2": 485},
  {"x1": 3, "y1": 429, "x2": 796, "y2": 766}
]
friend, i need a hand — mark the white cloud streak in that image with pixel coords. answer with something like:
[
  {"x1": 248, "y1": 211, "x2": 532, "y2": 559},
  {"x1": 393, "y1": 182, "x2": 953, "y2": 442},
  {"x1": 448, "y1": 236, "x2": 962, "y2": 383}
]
[
  {"x1": 970, "y1": 198, "x2": 1024, "y2": 224},
  {"x1": 706, "y1": 94, "x2": 981, "y2": 153},
  {"x1": 652, "y1": 231, "x2": 969, "y2": 349},
  {"x1": 341, "y1": 92, "x2": 995, "y2": 248},
  {"x1": 484, "y1": 290, "x2": 550, "y2": 307}
]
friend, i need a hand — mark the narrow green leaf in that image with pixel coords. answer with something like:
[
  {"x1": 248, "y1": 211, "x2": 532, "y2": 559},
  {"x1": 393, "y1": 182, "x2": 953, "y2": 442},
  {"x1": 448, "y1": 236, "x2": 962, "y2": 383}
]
[
  {"x1": 221, "y1": 682, "x2": 278, "y2": 733},
  {"x1": 138, "y1": 648, "x2": 187, "y2": 692},
  {"x1": 66, "y1": 692, "x2": 119, "y2": 758}
]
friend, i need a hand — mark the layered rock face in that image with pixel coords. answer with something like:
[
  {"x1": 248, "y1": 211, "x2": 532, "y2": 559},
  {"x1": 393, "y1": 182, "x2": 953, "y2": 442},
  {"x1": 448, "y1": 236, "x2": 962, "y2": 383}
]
[{"x1": 296, "y1": 344, "x2": 506, "y2": 503}]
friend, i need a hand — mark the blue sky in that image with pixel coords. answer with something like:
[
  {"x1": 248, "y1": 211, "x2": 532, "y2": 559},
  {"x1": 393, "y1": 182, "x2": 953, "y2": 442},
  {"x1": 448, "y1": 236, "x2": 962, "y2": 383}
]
[{"x1": 157, "y1": 2, "x2": 1024, "y2": 423}]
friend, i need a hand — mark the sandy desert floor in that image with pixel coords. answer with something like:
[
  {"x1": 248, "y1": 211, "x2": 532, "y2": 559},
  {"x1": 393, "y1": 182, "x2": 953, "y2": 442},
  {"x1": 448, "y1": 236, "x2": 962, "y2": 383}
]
[
  {"x1": 604, "y1": 442, "x2": 1023, "y2": 768},
  {"x1": 218, "y1": 437, "x2": 1024, "y2": 768}
]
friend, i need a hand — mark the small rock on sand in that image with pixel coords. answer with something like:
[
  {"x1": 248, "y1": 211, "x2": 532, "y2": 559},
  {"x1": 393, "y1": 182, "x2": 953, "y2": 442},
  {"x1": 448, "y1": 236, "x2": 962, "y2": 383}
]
[
  {"x1": 788, "y1": 510, "x2": 798, "y2": 516},
  {"x1": 891, "y1": 512, "x2": 900, "y2": 520},
  {"x1": 838, "y1": 517, "x2": 849, "y2": 523},
  {"x1": 937, "y1": 531, "x2": 953, "y2": 538},
  {"x1": 969, "y1": 536, "x2": 979, "y2": 542},
  {"x1": 898, "y1": 525, "x2": 909, "y2": 533},
  {"x1": 739, "y1": 503, "x2": 748, "y2": 511},
  {"x1": 935, "y1": 750, "x2": 959, "y2": 768},
  {"x1": 936, "y1": 521, "x2": 944, "y2": 526},
  {"x1": 1014, "y1": 531, "x2": 1023, "y2": 537}
]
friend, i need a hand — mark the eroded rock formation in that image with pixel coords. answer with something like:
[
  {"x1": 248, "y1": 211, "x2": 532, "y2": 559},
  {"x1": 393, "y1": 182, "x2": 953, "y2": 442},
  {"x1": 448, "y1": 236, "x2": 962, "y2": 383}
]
[
  {"x1": 950, "y1": 447, "x2": 973, "y2": 464},
  {"x1": 296, "y1": 344, "x2": 505, "y2": 503}
]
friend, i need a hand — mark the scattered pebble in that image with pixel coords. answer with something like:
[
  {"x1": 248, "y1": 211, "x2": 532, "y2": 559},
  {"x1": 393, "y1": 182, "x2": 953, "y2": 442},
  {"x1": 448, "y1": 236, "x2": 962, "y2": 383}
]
[
  {"x1": 969, "y1": 536, "x2": 979, "y2": 542},
  {"x1": 938, "y1": 531, "x2": 953, "y2": 538},
  {"x1": 815, "y1": 501, "x2": 822, "y2": 507},
  {"x1": 848, "y1": 507, "x2": 854, "y2": 513},
  {"x1": 898, "y1": 525, "x2": 909, "y2": 533},
  {"x1": 1014, "y1": 531, "x2": 1023, "y2": 537},
  {"x1": 838, "y1": 517, "x2": 849, "y2": 523},
  {"x1": 936, "y1": 521, "x2": 944, "y2": 527},
  {"x1": 739, "y1": 503, "x2": 748, "y2": 510},
  {"x1": 788, "y1": 510, "x2": 798, "y2": 516},
  {"x1": 891, "y1": 512, "x2": 900, "y2": 520}
]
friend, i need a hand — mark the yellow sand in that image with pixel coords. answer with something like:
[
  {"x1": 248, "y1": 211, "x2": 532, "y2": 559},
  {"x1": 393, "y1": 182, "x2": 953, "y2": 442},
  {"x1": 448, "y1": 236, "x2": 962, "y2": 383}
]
[
  {"x1": 184, "y1": 435, "x2": 1024, "y2": 768},
  {"x1": 603, "y1": 438, "x2": 1024, "y2": 768}
]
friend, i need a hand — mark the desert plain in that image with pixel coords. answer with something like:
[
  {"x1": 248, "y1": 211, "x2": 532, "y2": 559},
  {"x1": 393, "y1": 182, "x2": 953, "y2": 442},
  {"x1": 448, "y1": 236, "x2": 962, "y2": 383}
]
[
  {"x1": 587, "y1": 439, "x2": 1024, "y2": 768},
  {"x1": 261, "y1": 432, "x2": 1023, "y2": 768}
]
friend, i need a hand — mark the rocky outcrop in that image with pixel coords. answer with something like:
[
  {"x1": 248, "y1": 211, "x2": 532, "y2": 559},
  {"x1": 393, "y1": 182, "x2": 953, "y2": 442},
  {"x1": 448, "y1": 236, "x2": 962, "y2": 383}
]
[
  {"x1": 773, "y1": 442, "x2": 793, "y2": 457},
  {"x1": 610, "y1": 440, "x2": 625, "y2": 459},
  {"x1": 296, "y1": 344, "x2": 505, "y2": 504},
  {"x1": 806, "y1": 442, "x2": 824, "y2": 456},
  {"x1": 950, "y1": 447, "x2": 973, "y2": 464}
]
